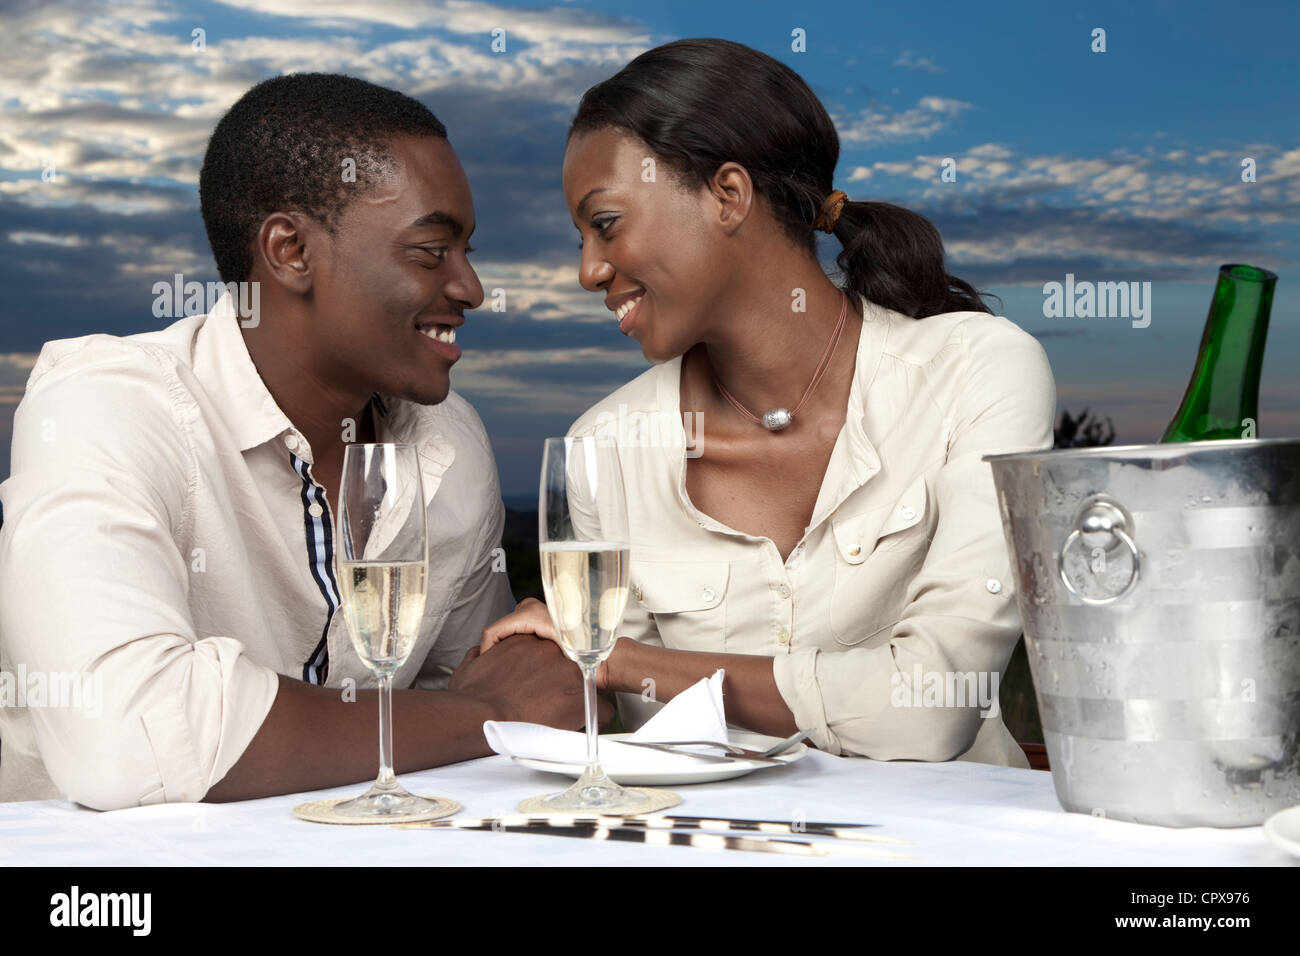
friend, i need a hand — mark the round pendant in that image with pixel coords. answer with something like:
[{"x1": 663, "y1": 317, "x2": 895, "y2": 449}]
[{"x1": 762, "y1": 408, "x2": 793, "y2": 431}]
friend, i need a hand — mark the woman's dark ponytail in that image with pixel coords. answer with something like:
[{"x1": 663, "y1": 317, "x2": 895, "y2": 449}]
[
  {"x1": 832, "y1": 200, "x2": 998, "y2": 317},
  {"x1": 570, "y1": 37, "x2": 999, "y2": 319}
]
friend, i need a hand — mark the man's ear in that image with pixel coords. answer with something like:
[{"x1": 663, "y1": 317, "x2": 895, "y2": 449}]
[
  {"x1": 707, "y1": 161, "x2": 754, "y2": 236},
  {"x1": 254, "y1": 212, "x2": 317, "y2": 295}
]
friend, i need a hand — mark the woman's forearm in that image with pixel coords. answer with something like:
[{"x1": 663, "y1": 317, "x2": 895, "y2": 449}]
[{"x1": 606, "y1": 638, "x2": 800, "y2": 739}]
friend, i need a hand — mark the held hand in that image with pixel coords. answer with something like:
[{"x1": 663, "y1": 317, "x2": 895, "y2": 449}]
[
  {"x1": 480, "y1": 597, "x2": 561, "y2": 654},
  {"x1": 478, "y1": 598, "x2": 619, "y2": 692},
  {"x1": 450, "y1": 635, "x2": 613, "y2": 729}
]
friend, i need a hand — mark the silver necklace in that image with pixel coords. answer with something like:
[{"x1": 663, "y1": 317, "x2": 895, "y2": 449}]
[{"x1": 712, "y1": 291, "x2": 849, "y2": 431}]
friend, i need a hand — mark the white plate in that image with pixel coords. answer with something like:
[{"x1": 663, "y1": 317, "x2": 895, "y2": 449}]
[
  {"x1": 1264, "y1": 805, "x2": 1300, "y2": 858},
  {"x1": 511, "y1": 731, "x2": 808, "y2": 786}
]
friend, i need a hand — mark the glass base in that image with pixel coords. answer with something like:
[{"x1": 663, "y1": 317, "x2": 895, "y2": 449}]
[
  {"x1": 538, "y1": 767, "x2": 650, "y2": 814},
  {"x1": 333, "y1": 781, "x2": 449, "y2": 819}
]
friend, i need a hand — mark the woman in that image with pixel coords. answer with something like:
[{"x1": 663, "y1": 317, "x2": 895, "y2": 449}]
[{"x1": 482, "y1": 38, "x2": 1056, "y2": 767}]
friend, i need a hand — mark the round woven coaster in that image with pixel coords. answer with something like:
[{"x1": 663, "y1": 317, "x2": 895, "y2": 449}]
[
  {"x1": 516, "y1": 787, "x2": 680, "y2": 816},
  {"x1": 292, "y1": 796, "x2": 462, "y2": 825}
]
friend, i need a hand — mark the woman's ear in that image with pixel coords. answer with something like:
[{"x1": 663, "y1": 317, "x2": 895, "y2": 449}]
[{"x1": 707, "y1": 161, "x2": 753, "y2": 236}]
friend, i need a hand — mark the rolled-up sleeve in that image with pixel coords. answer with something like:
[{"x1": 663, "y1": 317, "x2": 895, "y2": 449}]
[
  {"x1": 0, "y1": 350, "x2": 279, "y2": 809},
  {"x1": 772, "y1": 317, "x2": 1057, "y2": 760}
]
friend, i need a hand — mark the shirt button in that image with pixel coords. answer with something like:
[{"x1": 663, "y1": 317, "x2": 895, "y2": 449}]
[
  {"x1": 284, "y1": 434, "x2": 299, "y2": 450},
  {"x1": 308, "y1": 503, "x2": 324, "y2": 518},
  {"x1": 631, "y1": 585, "x2": 643, "y2": 602},
  {"x1": 702, "y1": 586, "x2": 716, "y2": 603},
  {"x1": 847, "y1": 544, "x2": 862, "y2": 557},
  {"x1": 986, "y1": 578, "x2": 1002, "y2": 594},
  {"x1": 777, "y1": 626, "x2": 790, "y2": 644},
  {"x1": 900, "y1": 506, "x2": 916, "y2": 521},
  {"x1": 779, "y1": 584, "x2": 791, "y2": 599}
]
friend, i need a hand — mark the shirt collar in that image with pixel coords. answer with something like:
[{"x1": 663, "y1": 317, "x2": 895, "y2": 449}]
[
  {"x1": 656, "y1": 291, "x2": 888, "y2": 532},
  {"x1": 191, "y1": 293, "x2": 458, "y2": 502},
  {"x1": 191, "y1": 291, "x2": 296, "y2": 453},
  {"x1": 377, "y1": 392, "x2": 459, "y2": 508},
  {"x1": 807, "y1": 293, "x2": 887, "y2": 526}
]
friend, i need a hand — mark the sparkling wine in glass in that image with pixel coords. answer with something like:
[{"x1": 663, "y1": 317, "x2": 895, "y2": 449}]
[
  {"x1": 533, "y1": 436, "x2": 648, "y2": 812},
  {"x1": 332, "y1": 442, "x2": 449, "y2": 819}
]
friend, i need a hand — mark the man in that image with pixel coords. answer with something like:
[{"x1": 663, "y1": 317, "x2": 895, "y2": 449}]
[{"x1": 0, "y1": 73, "x2": 592, "y2": 809}]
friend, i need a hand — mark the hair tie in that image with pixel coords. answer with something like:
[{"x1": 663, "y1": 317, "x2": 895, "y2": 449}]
[{"x1": 813, "y1": 189, "x2": 848, "y2": 233}]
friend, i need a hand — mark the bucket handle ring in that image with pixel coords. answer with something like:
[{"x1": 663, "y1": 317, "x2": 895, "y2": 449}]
[{"x1": 1057, "y1": 497, "x2": 1141, "y2": 605}]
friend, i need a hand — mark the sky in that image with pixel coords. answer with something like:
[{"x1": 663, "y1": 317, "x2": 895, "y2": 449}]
[{"x1": 1, "y1": 0, "x2": 1297, "y2": 499}]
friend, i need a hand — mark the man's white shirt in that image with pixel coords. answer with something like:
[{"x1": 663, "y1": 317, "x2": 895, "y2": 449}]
[{"x1": 0, "y1": 295, "x2": 513, "y2": 808}]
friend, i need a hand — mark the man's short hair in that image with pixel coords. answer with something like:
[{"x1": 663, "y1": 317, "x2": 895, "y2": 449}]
[{"x1": 199, "y1": 73, "x2": 447, "y2": 284}]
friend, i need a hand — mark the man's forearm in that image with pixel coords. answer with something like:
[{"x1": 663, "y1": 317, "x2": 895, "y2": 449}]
[{"x1": 203, "y1": 674, "x2": 503, "y2": 802}]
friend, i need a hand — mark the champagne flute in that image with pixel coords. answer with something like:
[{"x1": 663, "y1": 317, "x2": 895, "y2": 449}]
[
  {"x1": 332, "y1": 442, "x2": 447, "y2": 819},
  {"x1": 533, "y1": 435, "x2": 648, "y2": 812}
]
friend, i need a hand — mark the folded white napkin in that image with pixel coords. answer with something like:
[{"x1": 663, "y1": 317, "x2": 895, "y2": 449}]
[
  {"x1": 483, "y1": 668, "x2": 729, "y2": 770},
  {"x1": 628, "y1": 668, "x2": 727, "y2": 744}
]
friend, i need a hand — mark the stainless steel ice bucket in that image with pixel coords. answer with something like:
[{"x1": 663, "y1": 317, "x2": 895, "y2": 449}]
[{"x1": 985, "y1": 438, "x2": 1300, "y2": 827}]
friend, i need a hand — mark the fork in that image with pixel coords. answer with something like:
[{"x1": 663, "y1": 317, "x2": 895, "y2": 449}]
[
  {"x1": 760, "y1": 729, "x2": 813, "y2": 756},
  {"x1": 616, "y1": 741, "x2": 786, "y2": 765},
  {"x1": 641, "y1": 729, "x2": 810, "y2": 758},
  {"x1": 619, "y1": 730, "x2": 809, "y2": 764}
]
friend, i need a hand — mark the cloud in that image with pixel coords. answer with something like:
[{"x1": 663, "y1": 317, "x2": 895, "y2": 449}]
[
  {"x1": 0, "y1": 0, "x2": 652, "y2": 217},
  {"x1": 835, "y1": 96, "x2": 974, "y2": 145},
  {"x1": 210, "y1": 0, "x2": 648, "y2": 44},
  {"x1": 455, "y1": 345, "x2": 642, "y2": 403},
  {"x1": 892, "y1": 51, "x2": 942, "y2": 73},
  {"x1": 0, "y1": 0, "x2": 659, "y2": 353},
  {"x1": 7, "y1": 231, "x2": 89, "y2": 247},
  {"x1": 3, "y1": 1, "x2": 1296, "y2": 493},
  {"x1": 837, "y1": 140, "x2": 1299, "y2": 284}
]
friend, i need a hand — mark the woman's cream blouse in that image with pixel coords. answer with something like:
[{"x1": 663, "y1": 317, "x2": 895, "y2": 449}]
[{"x1": 568, "y1": 294, "x2": 1057, "y2": 767}]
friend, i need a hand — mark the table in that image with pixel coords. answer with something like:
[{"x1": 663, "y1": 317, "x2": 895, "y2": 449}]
[{"x1": 0, "y1": 749, "x2": 1290, "y2": 866}]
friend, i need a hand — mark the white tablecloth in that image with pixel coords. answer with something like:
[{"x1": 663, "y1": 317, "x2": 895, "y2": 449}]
[{"x1": 0, "y1": 749, "x2": 1290, "y2": 866}]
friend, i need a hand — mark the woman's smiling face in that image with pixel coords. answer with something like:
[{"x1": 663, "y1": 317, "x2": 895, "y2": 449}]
[{"x1": 562, "y1": 127, "x2": 727, "y2": 362}]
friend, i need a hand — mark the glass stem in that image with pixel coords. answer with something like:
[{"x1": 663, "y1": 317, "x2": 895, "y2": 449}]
[
  {"x1": 377, "y1": 672, "x2": 396, "y2": 788},
  {"x1": 582, "y1": 662, "x2": 600, "y2": 777}
]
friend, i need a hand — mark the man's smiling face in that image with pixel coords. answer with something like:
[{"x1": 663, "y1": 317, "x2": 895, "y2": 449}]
[{"x1": 307, "y1": 133, "x2": 483, "y2": 406}]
